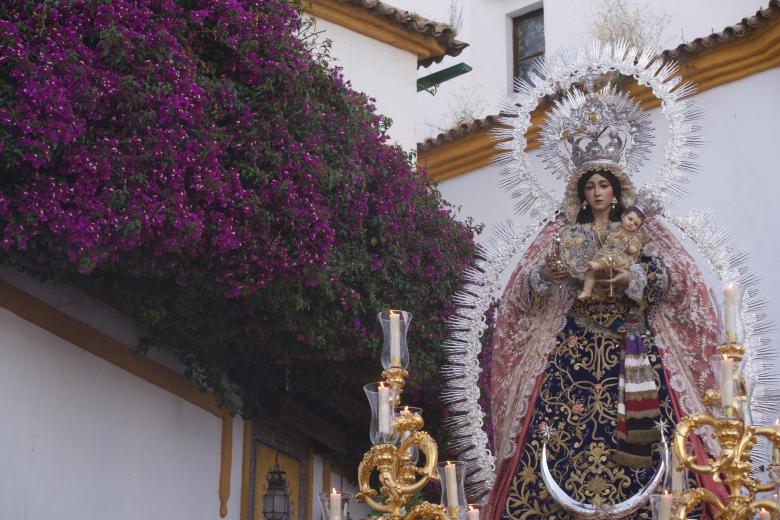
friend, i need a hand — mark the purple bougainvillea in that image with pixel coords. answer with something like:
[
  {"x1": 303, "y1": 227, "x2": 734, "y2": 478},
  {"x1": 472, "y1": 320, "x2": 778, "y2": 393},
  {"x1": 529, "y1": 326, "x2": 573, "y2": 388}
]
[{"x1": 0, "y1": 0, "x2": 480, "y2": 452}]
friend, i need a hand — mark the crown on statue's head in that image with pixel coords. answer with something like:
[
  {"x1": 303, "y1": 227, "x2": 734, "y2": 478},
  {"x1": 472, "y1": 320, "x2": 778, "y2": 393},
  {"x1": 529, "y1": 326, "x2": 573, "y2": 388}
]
[
  {"x1": 540, "y1": 79, "x2": 653, "y2": 181},
  {"x1": 562, "y1": 86, "x2": 633, "y2": 169},
  {"x1": 568, "y1": 129, "x2": 625, "y2": 169}
]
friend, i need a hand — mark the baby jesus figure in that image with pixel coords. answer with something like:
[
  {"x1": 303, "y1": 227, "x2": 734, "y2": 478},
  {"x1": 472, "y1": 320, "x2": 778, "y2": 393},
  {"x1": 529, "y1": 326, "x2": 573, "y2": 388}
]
[{"x1": 578, "y1": 206, "x2": 646, "y2": 300}]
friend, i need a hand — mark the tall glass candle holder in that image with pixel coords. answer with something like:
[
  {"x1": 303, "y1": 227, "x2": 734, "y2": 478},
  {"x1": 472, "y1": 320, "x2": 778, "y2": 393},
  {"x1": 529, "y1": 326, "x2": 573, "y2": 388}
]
[
  {"x1": 364, "y1": 382, "x2": 400, "y2": 445},
  {"x1": 710, "y1": 353, "x2": 741, "y2": 418},
  {"x1": 770, "y1": 420, "x2": 780, "y2": 468},
  {"x1": 378, "y1": 310, "x2": 412, "y2": 370},
  {"x1": 395, "y1": 406, "x2": 423, "y2": 464},
  {"x1": 650, "y1": 492, "x2": 675, "y2": 520},
  {"x1": 438, "y1": 461, "x2": 467, "y2": 520},
  {"x1": 710, "y1": 284, "x2": 745, "y2": 345},
  {"x1": 664, "y1": 441, "x2": 690, "y2": 496},
  {"x1": 318, "y1": 491, "x2": 352, "y2": 520}
]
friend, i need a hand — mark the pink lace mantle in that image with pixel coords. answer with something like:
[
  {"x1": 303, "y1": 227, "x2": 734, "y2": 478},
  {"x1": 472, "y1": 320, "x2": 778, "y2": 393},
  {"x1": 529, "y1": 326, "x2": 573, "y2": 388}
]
[{"x1": 490, "y1": 216, "x2": 720, "y2": 469}]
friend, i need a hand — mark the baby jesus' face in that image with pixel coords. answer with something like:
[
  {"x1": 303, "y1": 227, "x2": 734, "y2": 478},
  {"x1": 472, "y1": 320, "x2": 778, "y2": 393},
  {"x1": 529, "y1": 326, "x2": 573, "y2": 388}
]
[{"x1": 621, "y1": 208, "x2": 644, "y2": 232}]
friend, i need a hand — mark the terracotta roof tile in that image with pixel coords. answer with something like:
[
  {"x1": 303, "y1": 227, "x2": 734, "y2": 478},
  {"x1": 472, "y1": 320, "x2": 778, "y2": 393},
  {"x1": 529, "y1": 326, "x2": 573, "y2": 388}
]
[
  {"x1": 336, "y1": 0, "x2": 468, "y2": 67},
  {"x1": 418, "y1": 115, "x2": 502, "y2": 152},
  {"x1": 418, "y1": 0, "x2": 780, "y2": 152},
  {"x1": 663, "y1": 0, "x2": 779, "y2": 59}
]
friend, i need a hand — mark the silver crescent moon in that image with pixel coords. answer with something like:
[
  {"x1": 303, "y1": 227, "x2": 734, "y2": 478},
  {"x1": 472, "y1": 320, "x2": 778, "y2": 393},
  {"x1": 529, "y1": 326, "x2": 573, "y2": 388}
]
[{"x1": 540, "y1": 442, "x2": 669, "y2": 519}]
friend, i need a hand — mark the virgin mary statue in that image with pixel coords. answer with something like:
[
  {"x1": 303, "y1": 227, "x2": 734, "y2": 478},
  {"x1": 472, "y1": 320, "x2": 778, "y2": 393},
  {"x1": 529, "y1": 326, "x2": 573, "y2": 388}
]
[{"x1": 476, "y1": 48, "x2": 727, "y2": 520}]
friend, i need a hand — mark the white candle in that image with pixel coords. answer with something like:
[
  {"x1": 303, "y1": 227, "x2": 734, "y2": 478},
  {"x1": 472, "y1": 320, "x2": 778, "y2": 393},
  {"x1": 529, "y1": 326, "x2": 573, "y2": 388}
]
[
  {"x1": 659, "y1": 491, "x2": 673, "y2": 520},
  {"x1": 390, "y1": 310, "x2": 401, "y2": 367},
  {"x1": 444, "y1": 461, "x2": 459, "y2": 509},
  {"x1": 773, "y1": 419, "x2": 780, "y2": 465},
  {"x1": 760, "y1": 509, "x2": 770, "y2": 520},
  {"x1": 720, "y1": 355, "x2": 734, "y2": 411},
  {"x1": 671, "y1": 451, "x2": 684, "y2": 494},
  {"x1": 724, "y1": 284, "x2": 737, "y2": 340},
  {"x1": 329, "y1": 489, "x2": 341, "y2": 520},
  {"x1": 467, "y1": 505, "x2": 479, "y2": 520},
  {"x1": 378, "y1": 383, "x2": 390, "y2": 434}
]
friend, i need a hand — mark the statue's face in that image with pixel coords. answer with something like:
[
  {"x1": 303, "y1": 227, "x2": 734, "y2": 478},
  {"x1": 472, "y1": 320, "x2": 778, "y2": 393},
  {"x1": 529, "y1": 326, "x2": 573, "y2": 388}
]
[
  {"x1": 621, "y1": 210, "x2": 643, "y2": 232},
  {"x1": 583, "y1": 173, "x2": 614, "y2": 213}
]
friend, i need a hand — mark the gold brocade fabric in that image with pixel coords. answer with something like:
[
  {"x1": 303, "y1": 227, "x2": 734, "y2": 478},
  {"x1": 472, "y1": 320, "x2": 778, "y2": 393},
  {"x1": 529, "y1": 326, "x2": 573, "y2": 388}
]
[{"x1": 500, "y1": 300, "x2": 680, "y2": 520}]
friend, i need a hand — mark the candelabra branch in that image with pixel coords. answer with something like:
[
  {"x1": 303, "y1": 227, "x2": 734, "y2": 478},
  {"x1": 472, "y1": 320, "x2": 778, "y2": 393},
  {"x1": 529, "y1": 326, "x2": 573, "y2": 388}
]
[
  {"x1": 674, "y1": 487, "x2": 724, "y2": 520},
  {"x1": 754, "y1": 500, "x2": 780, "y2": 513},
  {"x1": 673, "y1": 414, "x2": 722, "y2": 475},
  {"x1": 671, "y1": 341, "x2": 780, "y2": 520},
  {"x1": 395, "y1": 432, "x2": 439, "y2": 495},
  {"x1": 357, "y1": 445, "x2": 395, "y2": 514},
  {"x1": 405, "y1": 503, "x2": 449, "y2": 520}
]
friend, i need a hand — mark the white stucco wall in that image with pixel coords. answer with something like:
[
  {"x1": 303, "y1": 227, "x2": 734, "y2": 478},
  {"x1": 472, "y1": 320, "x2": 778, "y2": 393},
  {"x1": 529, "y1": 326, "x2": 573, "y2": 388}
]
[
  {"x1": 436, "y1": 66, "x2": 780, "y2": 350},
  {"x1": 309, "y1": 17, "x2": 419, "y2": 151},
  {"x1": 387, "y1": 0, "x2": 763, "y2": 139},
  {"x1": 0, "y1": 269, "x2": 245, "y2": 520}
]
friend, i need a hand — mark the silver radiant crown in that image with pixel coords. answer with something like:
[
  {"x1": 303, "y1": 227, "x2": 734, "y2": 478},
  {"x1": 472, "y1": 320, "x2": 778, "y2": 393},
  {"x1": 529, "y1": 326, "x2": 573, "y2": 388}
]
[{"x1": 540, "y1": 79, "x2": 654, "y2": 180}]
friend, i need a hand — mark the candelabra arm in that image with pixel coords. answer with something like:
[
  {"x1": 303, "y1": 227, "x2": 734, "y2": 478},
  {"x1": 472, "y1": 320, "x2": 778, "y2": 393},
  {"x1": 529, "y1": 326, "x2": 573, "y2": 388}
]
[
  {"x1": 675, "y1": 487, "x2": 724, "y2": 520},
  {"x1": 405, "y1": 503, "x2": 449, "y2": 520},
  {"x1": 753, "y1": 500, "x2": 780, "y2": 513},
  {"x1": 753, "y1": 426, "x2": 780, "y2": 446},
  {"x1": 674, "y1": 414, "x2": 721, "y2": 475},
  {"x1": 357, "y1": 447, "x2": 393, "y2": 514},
  {"x1": 749, "y1": 426, "x2": 780, "y2": 495},
  {"x1": 755, "y1": 482, "x2": 777, "y2": 493},
  {"x1": 395, "y1": 432, "x2": 439, "y2": 496}
]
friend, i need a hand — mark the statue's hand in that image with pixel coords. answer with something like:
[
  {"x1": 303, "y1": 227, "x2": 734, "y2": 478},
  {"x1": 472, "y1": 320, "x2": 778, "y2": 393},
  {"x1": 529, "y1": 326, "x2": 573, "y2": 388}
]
[
  {"x1": 542, "y1": 265, "x2": 569, "y2": 283},
  {"x1": 599, "y1": 268, "x2": 629, "y2": 289}
]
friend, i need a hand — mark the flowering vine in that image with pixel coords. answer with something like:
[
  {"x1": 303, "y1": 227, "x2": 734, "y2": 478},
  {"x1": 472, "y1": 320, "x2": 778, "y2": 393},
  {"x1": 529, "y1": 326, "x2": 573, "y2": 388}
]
[{"x1": 0, "y1": 0, "x2": 479, "y2": 455}]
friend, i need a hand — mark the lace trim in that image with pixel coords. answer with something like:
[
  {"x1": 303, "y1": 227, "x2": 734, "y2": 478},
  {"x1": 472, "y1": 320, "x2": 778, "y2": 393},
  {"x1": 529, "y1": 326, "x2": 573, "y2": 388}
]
[
  {"x1": 529, "y1": 264, "x2": 553, "y2": 296},
  {"x1": 626, "y1": 263, "x2": 647, "y2": 302}
]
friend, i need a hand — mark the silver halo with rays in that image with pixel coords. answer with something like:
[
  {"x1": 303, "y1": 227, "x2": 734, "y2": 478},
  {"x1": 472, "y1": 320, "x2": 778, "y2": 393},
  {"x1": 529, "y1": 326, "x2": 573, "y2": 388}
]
[
  {"x1": 491, "y1": 40, "x2": 702, "y2": 218},
  {"x1": 440, "y1": 40, "x2": 777, "y2": 503}
]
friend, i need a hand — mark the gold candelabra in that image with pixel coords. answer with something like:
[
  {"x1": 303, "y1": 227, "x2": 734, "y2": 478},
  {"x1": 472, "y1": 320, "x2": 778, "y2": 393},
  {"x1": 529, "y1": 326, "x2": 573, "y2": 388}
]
[
  {"x1": 356, "y1": 368, "x2": 448, "y2": 520},
  {"x1": 672, "y1": 340, "x2": 780, "y2": 520},
  {"x1": 356, "y1": 310, "x2": 467, "y2": 520}
]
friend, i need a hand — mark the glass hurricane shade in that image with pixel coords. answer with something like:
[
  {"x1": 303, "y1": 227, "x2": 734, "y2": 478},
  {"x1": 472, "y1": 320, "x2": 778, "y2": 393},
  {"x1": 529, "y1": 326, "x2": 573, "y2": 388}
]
[
  {"x1": 395, "y1": 406, "x2": 423, "y2": 464},
  {"x1": 378, "y1": 310, "x2": 412, "y2": 370},
  {"x1": 364, "y1": 382, "x2": 400, "y2": 445},
  {"x1": 318, "y1": 491, "x2": 352, "y2": 520},
  {"x1": 649, "y1": 493, "x2": 676, "y2": 520},
  {"x1": 709, "y1": 284, "x2": 745, "y2": 344},
  {"x1": 438, "y1": 460, "x2": 467, "y2": 519}
]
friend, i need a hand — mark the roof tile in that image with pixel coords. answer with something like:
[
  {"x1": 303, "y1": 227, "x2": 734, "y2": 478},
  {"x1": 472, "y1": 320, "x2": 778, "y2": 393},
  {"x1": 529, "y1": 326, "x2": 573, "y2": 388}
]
[{"x1": 336, "y1": 0, "x2": 468, "y2": 67}]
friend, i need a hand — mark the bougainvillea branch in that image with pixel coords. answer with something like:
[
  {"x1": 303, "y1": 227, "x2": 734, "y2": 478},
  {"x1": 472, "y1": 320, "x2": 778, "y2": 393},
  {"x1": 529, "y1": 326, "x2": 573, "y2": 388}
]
[{"x1": 0, "y1": 0, "x2": 479, "y2": 455}]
